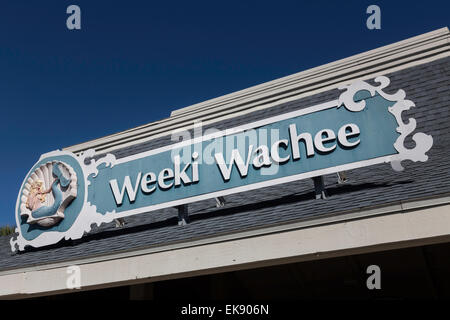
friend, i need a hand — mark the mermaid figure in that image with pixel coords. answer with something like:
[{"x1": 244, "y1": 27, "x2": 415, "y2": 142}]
[{"x1": 27, "y1": 165, "x2": 71, "y2": 219}]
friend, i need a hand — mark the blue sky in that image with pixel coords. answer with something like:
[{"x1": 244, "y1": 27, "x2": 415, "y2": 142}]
[{"x1": 0, "y1": 0, "x2": 448, "y2": 226}]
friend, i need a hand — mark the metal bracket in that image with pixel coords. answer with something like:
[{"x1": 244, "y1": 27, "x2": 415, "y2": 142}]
[
  {"x1": 337, "y1": 171, "x2": 348, "y2": 184},
  {"x1": 215, "y1": 196, "x2": 226, "y2": 208},
  {"x1": 177, "y1": 204, "x2": 189, "y2": 226},
  {"x1": 114, "y1": 218, "x2": 126, "y2": 228},
  {"x1": 312, "y1": 176, "x2": 327, "y2": 200}
]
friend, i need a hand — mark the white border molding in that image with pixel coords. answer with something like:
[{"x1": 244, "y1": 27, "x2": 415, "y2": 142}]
[
  {"x1": 63, "y1": 27, "x2": 449, "y2": 156},
  {"x1": 338, "y1": 76, "x2": 433, "y2": 171}
]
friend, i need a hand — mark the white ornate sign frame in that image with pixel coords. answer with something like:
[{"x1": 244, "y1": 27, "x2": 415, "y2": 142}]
[{"x1": 11, "y1": 76, "x2": 433, "y2": 252}]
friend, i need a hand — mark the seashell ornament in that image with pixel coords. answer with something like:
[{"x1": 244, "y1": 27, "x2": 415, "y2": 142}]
[{"x1": 20, "y1": 161, "x2": 78, "y2": 227}]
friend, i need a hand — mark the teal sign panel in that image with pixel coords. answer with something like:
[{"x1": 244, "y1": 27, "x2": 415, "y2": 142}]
[{"x1": 89, "y1": 93, "x2": 398, "y2": 215}]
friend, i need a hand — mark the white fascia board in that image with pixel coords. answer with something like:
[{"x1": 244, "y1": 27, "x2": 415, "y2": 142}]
[
  {"x1": 1, "y1": 198, "x2": 450, "y2": 299},
  {"x1": 63, "y1": 27, "x2": 449, "y2": 155},
  {"x1": 1, "y1": 194, "x2": 450, "y2": 299}
]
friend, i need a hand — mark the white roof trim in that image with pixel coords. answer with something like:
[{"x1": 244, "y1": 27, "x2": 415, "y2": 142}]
[
  {"x1": 2, "y1": 193, "x2": 450, "y2": 277},
  {"x1": 1, "y1": 196, "x2": 450, "y2": 298},
  {"x1": 64, "y1": 27, "x2": 449, "y2": 155}
]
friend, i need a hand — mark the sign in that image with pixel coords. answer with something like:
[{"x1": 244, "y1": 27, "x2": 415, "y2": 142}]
[{"x1": 11, "y1": 76, "x2": 433, "y2": 251}]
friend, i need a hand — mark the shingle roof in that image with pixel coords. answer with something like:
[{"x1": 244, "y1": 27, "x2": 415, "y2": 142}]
[{"x1": 1, "y1": 56, "x2": 449, "y2": 273}]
